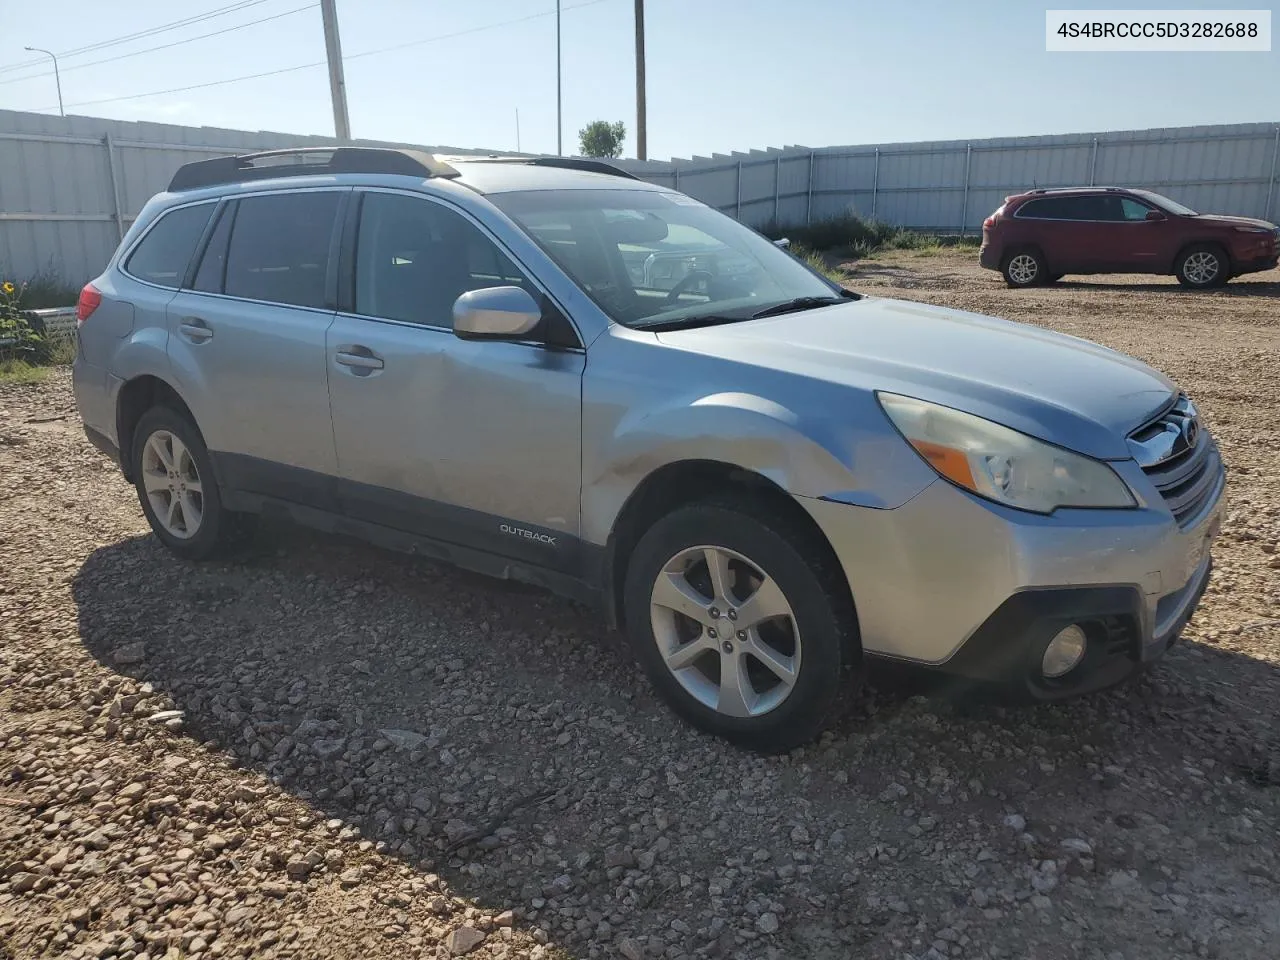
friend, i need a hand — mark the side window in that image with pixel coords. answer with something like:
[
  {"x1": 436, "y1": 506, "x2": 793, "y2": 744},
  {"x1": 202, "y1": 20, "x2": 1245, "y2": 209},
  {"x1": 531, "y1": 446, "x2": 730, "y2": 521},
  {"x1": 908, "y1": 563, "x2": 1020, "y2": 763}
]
[
  {"x1": 224, "y1": 192, "x2": 341, "y2": 309},
  {"x1": 1051, "y1": 197, "x2": 1094, "y2": 220},
  {"x1": 355, "y1": 192, "x2": 534, "y2": 326},
  {"x1": 191, "y1": 204, "x2": 234, "y2": 293},
  {"x1": 1080, "y1": 196, "x2": 1123, "y2": 221},
  {"x1": 125, "y1": 203, "x2": 214, "y2": 287},
  {"x1": 1119, "y1": 198, "x2": 1152, "y2": 221}
]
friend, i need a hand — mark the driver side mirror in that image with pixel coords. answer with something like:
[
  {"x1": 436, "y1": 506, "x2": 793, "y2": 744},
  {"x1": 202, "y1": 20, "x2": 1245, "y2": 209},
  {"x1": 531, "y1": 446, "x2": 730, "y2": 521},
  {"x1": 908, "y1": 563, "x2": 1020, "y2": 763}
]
[
  {"x1": 1144, "y1": 210, "x2": 1166, "y2": 221},
  {"x1": 773, "y1": 237, "x2": 792, "y2": 250},
  {"x1": 452, "y1": 286, "x2": 542, "y2": 341}
]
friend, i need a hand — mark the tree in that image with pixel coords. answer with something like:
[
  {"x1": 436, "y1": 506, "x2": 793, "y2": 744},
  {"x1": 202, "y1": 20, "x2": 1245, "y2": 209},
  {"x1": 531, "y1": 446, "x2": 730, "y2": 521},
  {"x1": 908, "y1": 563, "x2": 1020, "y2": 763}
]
[{"x1": 578, "y1": 120, "x2": 626, "y2": 158}]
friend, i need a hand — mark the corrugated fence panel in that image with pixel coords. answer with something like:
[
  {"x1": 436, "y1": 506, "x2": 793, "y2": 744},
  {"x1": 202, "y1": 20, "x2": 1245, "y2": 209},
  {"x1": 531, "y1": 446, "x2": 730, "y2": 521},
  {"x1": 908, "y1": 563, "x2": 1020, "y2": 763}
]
[{"x1": 3, "y1": 108, "x2": 1278, "y2": 286}]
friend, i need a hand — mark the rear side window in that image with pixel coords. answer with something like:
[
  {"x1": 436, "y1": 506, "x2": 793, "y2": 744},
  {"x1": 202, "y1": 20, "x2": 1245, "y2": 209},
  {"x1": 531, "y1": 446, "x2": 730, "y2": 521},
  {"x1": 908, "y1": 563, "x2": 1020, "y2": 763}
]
[
  {"x1": 125, "y1": 203, "x2": 214, "y2": 287},
  {"x1": 224, "y1": 192, "x2": 341, "y2": 309},
  {"x1": 1017, "y1": 195, "x2": 1115, "y2": 221}
]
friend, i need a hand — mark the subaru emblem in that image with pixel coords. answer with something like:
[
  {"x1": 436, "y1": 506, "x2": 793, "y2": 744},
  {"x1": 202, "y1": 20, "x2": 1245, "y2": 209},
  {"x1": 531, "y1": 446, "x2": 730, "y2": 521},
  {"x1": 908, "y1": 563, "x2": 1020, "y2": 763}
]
[{"x1": 1183, "y1": 417, "x2": 1199, "y2": 449}]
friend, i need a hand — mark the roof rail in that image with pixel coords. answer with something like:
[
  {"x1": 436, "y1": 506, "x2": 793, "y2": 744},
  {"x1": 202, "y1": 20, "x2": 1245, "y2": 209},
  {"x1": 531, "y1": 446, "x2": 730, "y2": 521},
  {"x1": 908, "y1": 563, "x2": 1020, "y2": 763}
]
[
  {"x1": 168, "y1": 147, "x2": 460, "y2": 192},
  {"x1": 444, "y1": 154, "x2": 640, "y2": 181},
  {"x1": 527, "y1": 157, "x2": 640, "y2": 180},
  {"x1": 1027, "y1": 185, "x2": 1124, "y2": 195}
]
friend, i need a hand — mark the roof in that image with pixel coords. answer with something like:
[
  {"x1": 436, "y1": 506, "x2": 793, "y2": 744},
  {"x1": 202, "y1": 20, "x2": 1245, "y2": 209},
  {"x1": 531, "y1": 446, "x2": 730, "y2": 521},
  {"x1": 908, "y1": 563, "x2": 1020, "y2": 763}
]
[{"x1": 449, "y1": 158, "x2": 662, "y2": 195}]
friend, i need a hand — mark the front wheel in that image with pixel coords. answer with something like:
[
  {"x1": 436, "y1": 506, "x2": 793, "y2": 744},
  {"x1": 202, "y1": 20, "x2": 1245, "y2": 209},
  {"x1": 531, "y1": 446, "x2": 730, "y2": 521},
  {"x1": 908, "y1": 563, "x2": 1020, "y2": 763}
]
[
  {"x1": 622, "y1": 498, "x2": 861, "y2": 753},
  {"x1": 130, "y1": 406, "x2": 253, "y2": 560},
  {"x1": 1003, "y1": 249, "x2": 1046, "y2": 288},
  {"x1": 1175, "y1": 245, "x2": 1229, "y2": 288}
]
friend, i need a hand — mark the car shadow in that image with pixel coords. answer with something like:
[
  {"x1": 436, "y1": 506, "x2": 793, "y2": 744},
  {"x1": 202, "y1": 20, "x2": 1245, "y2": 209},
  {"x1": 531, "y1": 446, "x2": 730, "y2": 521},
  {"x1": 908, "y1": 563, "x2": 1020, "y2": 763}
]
[
  {"x1": 1044, "y1": 278, "x2": 1280, "y2": 298},
  {"x1": 71, "y1": 523, "x2": 1280, "y2": 957}
]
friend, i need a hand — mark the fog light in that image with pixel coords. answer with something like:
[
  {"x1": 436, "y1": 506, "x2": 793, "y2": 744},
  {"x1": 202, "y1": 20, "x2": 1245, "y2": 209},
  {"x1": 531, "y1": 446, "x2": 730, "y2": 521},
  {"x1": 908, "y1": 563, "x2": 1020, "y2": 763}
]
[{"x1": 1042, "y1": 624, "x2": 1088, "y2": 678}]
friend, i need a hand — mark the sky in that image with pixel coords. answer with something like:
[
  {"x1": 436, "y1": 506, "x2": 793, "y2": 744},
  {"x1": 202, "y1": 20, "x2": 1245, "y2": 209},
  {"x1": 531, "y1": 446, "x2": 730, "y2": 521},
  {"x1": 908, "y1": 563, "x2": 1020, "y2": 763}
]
[{"x1": 0, "y1": 0, "x2": 1276, "y2": 160}]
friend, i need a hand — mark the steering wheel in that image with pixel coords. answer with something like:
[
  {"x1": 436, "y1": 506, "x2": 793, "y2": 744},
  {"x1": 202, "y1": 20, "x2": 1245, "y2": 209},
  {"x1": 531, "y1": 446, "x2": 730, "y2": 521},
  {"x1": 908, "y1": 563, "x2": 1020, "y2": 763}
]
[{"x1": 664, "y1": 269, "x2": 716, "y2": 305}]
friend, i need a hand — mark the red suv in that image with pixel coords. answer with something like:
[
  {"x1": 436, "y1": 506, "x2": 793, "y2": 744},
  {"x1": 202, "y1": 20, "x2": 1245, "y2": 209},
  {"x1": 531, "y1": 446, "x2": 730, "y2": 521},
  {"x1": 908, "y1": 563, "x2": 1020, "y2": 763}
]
[{"x1": 979, "y1": 186, "x2": 1279, "y2": 289}]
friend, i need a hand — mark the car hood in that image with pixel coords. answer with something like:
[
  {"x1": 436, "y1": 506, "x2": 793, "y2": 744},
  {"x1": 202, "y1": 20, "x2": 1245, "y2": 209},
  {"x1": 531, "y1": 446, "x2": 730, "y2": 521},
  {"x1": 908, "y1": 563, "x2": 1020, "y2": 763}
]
[
  {"x1": 657, "y1": 297, "x2": 1176, "y2": 460},
  {"x1": 1189, "y1": 213, "x2": 1278, "y2": 230}
]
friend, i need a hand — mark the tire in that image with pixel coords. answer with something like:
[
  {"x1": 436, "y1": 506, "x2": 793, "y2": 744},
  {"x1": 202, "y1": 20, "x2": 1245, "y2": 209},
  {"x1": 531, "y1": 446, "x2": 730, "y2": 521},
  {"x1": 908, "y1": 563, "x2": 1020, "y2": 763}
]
[
  {"x1": 130, "y1": 405, "x2": 253, "y2": 560},
  {"x1": 1175, "y1": 244, "x2": 1229, "y2": 289},
  {"x1": 622, "y1": 496, "x2": 861, "y2": 753},
  {"x1": 1002, "y1": 249, "x2": 1046, "y2": 288}
]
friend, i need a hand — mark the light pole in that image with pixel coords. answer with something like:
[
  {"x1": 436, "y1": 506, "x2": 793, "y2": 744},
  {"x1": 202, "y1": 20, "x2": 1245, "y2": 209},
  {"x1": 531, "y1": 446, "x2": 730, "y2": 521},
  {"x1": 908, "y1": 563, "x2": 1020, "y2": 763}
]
[
  {"x1": 634, "y1": 0, "x2": 646, "y2": 160},
  {"x1": 555, "y1": 0, "x2": 562, "y2": 156},
  {"x1": 319, "y1": 0, "x2": 352, "y2": 141},
  {"x1": 24, "y1": 46, "x2": 63, "y2": 117}
]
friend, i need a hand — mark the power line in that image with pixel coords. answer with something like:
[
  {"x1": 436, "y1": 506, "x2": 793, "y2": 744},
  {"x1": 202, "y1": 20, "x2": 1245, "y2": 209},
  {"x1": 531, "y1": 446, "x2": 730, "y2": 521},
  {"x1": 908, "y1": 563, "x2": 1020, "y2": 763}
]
[
  {"x1": 0, "y1": 1, "x2": 271, "y2": 76},
  {"x1": 33, "y1": 0, "x2": 615, "y2": 113},
  {"x1": 0, "y1": 4, "x2": 317, "y2": 88}
]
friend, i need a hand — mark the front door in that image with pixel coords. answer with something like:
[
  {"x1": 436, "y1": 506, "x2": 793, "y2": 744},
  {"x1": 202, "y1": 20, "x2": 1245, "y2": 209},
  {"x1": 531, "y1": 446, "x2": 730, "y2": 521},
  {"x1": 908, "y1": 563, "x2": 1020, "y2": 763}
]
[
  {"x1": 1091, "y1": 195, "x2": 1175, "y2": 272},
  {"x1": 326, "y1": 189, "x2": 586, "y2": 572}
]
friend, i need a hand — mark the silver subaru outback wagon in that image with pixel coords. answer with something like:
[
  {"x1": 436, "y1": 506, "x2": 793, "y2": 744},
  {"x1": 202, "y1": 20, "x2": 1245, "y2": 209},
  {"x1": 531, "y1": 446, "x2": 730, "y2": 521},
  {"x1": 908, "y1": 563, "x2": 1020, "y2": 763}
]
[{"x1": 73, "y1": 147, "x2": 1225, "y2": 752}]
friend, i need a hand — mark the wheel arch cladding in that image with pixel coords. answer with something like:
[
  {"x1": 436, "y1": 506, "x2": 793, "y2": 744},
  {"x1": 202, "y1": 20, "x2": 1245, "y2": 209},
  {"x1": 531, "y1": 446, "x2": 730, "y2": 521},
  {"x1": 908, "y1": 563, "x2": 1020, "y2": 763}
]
[
  {"x1": 600, "y1": 458, "x2": 857, "y2": 634},
  {"x1": 116, "y1": 375, "x2": 200, "y2": 483}
]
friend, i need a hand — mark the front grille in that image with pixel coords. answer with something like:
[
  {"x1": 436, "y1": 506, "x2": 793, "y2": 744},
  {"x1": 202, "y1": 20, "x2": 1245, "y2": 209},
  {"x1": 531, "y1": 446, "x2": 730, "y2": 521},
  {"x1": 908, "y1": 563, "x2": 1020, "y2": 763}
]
[{"x1": 1129, "y1": 395, "x2": 1222, "y2": 527}]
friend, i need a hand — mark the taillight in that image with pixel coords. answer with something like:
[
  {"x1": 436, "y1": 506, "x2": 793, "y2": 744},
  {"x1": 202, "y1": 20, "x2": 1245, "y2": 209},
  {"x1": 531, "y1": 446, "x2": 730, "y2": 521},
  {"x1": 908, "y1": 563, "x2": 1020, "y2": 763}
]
[
  {"x1": 76, "y1": 283, "x2": 101, "y2": 326},
  {"x1": 983, "y1": 216, "x2": 995, "y2": 229}
]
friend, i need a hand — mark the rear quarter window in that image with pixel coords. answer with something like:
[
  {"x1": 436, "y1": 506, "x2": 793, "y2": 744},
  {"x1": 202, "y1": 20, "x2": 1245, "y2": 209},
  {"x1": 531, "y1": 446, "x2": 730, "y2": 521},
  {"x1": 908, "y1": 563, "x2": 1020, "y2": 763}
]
[{"x1": 124, "y1": 203, "x2": 215, "y2": 287}]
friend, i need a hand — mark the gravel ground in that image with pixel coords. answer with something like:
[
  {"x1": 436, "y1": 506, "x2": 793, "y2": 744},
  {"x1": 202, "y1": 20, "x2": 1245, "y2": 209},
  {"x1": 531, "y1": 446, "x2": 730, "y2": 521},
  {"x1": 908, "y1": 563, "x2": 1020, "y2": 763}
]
[{"x1": 2, "y1": 252, "x2": 1279, "y2": 960}]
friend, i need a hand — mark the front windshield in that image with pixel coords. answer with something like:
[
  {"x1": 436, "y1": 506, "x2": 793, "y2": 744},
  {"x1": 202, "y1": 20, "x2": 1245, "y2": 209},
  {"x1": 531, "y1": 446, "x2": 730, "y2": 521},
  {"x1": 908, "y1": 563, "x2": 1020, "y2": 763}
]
[
  {"x1": 1133, "y1": 189, "x2": 1198, "y2": 217},
  {"x1": 490, "y1": 188, "x2": 842, "y2": 328}
]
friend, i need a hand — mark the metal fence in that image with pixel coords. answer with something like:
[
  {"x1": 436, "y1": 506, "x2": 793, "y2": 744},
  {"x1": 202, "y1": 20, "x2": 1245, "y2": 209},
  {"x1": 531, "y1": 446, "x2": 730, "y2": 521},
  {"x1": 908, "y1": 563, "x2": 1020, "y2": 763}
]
[
  {"x1": 613, "y1": 121, "x2": 1280, "y2": 233},
  {"x1": 0, "y1": 108, "x2": 517, "y2": 286},
  {"x1": 2, "y1": 106, "x2": 1277, "y2": 285}
]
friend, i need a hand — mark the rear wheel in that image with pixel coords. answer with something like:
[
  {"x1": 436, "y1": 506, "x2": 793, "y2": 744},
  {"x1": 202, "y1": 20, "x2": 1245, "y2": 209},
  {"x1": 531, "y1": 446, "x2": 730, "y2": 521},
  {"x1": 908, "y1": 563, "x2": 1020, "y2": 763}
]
[
  {"x1": 1175, "y1": 245, "x2": 1229, "y2": 288},
  {"x1": 130, "y1": 406, "x2": 253, "y2": 560},
  {"x1": 1003, "y1": 249, "x2": 1046, "y2": 288},
  {"x1": 622, "y1": 497, "x2": 861, "y2": 752}
]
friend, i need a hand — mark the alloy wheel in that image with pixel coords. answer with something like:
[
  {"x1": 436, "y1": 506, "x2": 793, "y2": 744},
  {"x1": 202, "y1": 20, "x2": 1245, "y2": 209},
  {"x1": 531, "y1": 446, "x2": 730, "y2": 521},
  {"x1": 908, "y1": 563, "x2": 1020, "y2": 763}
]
[
  {"x1": 1183, "y1": 251, "x2": 1220, "y2": 285},
  {"x1": 1007, "y1": 254, "x2": 1039, "y2": 285},
  {"x1": 648, "y1": 545, "x2": 801, "y2": 718},
  {"x1": 140, "y1": 429, "x2": 203, "y2": 539}
]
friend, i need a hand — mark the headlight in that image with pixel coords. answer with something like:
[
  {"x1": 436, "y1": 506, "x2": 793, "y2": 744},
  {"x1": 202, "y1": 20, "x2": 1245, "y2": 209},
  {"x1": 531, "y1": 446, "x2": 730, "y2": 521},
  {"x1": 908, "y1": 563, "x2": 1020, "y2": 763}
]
[{"x1": 878, "y1": 393, "x2": 1135, "y2": 514}]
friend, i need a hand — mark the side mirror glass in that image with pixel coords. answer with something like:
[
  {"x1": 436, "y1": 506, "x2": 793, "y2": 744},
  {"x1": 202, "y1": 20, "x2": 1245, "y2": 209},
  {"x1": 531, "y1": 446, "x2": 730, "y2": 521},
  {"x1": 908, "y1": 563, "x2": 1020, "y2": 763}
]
[
  {"x1": 452, "y1": 286, "x2": 542, "y2": 340},
  {"x1": 1144, "y1": 210, "x2": 1165, "y2": 221},
  {"x1": 773, "y1": 237, "x2": 792, "y2": 250}
]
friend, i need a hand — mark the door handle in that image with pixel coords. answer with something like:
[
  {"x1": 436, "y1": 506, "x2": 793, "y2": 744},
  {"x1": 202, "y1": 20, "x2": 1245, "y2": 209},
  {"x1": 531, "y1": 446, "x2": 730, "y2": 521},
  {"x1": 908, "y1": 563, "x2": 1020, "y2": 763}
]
[
  {"x1": 179, "y1": 317, "x2": 213, "y2": 342},
  {"x1": 334, "y1": 348, "x2": 384, "y2": 372}
]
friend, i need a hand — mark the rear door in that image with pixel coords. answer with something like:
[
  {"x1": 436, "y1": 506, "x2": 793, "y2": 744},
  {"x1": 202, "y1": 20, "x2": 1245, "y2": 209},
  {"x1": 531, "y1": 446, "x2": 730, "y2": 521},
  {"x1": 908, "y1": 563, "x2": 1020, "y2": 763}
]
[
  {"x1": 166, "y1": 188, "x2": 347, "y2": 509},
  {"x1": 326, "y1": 189, "x2": 585, "y2": 570},
  {"x1": 1014, "y1": 195, "x2": 1097, "y2": 272}
]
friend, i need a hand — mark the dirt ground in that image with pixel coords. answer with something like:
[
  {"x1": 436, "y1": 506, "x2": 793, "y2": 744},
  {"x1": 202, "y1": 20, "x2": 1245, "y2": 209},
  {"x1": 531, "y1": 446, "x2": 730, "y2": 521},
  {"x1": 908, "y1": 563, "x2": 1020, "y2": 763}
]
[{"x1": 1, "y1": 251, "x2": 1278, "y2": 960}]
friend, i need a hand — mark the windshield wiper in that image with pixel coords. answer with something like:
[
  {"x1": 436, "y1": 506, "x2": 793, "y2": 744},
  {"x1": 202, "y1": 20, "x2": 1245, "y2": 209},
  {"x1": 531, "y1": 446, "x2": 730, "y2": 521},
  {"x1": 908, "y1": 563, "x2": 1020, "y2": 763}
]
[
  {"x1": 633, "y1": 313, "x2": 752, "y2": 332},
  {"x1": 750, "y1": 294, "x2": 853, "y2": 319}
]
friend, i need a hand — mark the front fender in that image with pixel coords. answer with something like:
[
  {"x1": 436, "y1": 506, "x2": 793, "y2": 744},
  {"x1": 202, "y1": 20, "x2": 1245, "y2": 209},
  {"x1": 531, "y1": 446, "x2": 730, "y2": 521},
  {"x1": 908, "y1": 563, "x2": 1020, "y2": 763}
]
[{"x1": 581, "y1": 390, "x2": 936, "y2": 545}]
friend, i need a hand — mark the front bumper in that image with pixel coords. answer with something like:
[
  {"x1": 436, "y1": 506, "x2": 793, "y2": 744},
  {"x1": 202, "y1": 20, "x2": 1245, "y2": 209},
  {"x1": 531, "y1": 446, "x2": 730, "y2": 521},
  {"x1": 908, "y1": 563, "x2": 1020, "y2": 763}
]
[
  {"x1": 1233, "y1": 252, "x2": 1279, "y2": 276},
  {"x1": 798, "y1": 454, "x2": 1225, "y2": 698}
]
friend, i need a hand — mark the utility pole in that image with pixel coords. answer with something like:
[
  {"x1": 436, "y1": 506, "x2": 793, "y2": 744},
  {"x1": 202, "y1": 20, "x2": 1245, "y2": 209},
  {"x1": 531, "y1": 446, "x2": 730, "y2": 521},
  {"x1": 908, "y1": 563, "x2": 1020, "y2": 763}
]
[
  {"x1": 634, "y1": 0, "x2": 646, "y2": 160},
  {"x1": 516, "y1": 108, "x2": 521, "y2": 153},
  {"x1": 24, "y1": 46, "x2": 63, "y2": 117},
  {"x1": 319, "y1": 0, "x2": 351, "y2": 141},
  {"x1": 555, "y1": 0, "x2": 563, "y2": 156}
]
